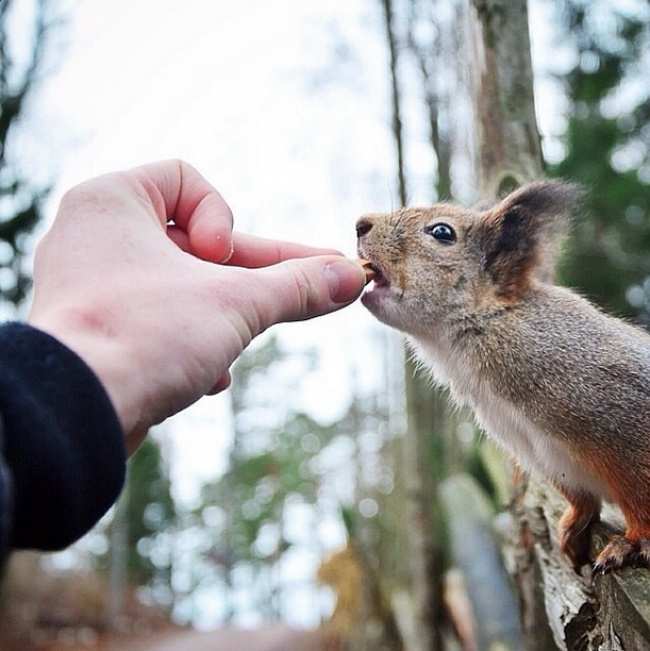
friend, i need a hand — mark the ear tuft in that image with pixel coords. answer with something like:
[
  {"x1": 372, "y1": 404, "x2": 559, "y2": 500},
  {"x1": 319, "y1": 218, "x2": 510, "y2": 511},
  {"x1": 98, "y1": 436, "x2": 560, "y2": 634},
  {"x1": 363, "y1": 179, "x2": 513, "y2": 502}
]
[
  {"x1": 497, "y1": 180, "x2": 584, "y2": 222},
  {"x1": 479, "y1": 180, "x2": 583, "y2": 298}
]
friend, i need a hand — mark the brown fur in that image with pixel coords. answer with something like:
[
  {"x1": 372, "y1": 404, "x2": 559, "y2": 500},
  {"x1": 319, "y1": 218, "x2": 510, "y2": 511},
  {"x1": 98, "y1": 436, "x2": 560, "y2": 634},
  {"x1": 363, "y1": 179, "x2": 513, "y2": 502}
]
[
  {"x1": 357, "y1": 181, "x2": 650, "y2": 571},
  {"x1": 556, "y1": 484, "x2": 601, "y2": 568}
]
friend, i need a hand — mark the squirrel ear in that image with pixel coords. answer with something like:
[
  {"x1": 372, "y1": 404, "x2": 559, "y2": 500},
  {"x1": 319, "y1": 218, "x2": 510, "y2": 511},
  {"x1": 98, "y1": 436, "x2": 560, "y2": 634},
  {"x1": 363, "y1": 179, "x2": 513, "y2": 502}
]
[{"x1": 478, "y1": 180, "x2": 582, "y2": 298}]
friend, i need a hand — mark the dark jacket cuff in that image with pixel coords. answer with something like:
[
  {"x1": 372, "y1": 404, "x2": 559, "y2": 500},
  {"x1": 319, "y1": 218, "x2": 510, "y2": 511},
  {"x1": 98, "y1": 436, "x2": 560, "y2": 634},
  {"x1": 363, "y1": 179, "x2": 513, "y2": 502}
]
[{"x1": 0, "y1": 322, "x2": 126, "y2": 551}]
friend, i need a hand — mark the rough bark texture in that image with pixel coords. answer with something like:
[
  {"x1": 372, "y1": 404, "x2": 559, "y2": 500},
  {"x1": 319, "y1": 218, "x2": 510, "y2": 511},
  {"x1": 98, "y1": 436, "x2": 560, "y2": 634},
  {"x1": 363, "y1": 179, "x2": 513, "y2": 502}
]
[
  {"x1": 503, "y1": 480, "x2": 650, "y2": 650},
  {"x1": 469, "y1": 1, "x2": 650, "y2": 648},
  {"x1": 468, "y1": 1, "x2": 549, "y2": 646}
]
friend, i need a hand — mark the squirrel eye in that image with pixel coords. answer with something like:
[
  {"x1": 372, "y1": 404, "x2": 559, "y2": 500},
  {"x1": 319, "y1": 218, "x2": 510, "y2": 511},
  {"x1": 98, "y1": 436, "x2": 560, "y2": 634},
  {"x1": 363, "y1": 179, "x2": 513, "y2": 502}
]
[{"x1": 425, "y1": 222, "x2": 456, "y2": 244}]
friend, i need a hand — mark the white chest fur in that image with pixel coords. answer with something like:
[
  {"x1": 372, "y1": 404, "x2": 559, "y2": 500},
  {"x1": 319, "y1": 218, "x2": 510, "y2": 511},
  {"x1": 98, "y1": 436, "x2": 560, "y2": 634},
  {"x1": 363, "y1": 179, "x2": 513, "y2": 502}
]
[{"x1": 408, "y1": 336, "x2": 606, "y2": 498}]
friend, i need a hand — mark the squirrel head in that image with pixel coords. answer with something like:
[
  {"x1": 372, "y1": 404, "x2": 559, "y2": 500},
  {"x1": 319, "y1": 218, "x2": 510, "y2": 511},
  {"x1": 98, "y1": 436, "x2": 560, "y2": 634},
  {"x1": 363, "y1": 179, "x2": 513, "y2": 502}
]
[{"x1": 357, "y1": 181, "x2": 582, "y2": 335}]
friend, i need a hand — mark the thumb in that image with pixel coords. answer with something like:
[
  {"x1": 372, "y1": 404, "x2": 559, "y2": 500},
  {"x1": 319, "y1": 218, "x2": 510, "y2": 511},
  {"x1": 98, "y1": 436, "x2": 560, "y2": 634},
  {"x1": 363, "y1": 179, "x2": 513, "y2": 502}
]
[{"x1": 246, "y1": 255, "x2": 366, "y2": 331}]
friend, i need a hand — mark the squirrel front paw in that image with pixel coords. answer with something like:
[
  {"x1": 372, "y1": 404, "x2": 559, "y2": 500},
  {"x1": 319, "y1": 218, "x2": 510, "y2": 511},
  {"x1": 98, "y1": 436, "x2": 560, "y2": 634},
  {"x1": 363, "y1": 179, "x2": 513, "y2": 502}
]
[{"x1": 593, "y1": 535, "x2": 650, "y2": 573}]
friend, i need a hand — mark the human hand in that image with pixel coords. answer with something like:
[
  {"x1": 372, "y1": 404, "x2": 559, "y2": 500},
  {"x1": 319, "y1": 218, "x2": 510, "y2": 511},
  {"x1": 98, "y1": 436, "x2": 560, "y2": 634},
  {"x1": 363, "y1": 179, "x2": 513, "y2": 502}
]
[{"x1": 28, "y1": 160, "x2": 365, "y2": 453}]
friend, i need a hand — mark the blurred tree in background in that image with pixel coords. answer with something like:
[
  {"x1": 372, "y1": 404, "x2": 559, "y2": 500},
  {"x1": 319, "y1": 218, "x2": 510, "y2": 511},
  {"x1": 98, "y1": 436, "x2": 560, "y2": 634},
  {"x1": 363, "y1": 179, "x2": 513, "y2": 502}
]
[
  {"x1": 125, "y1": 440, "x2": 175, "y2": 589},
  {"x1": 98, "y1": 437, "x2": 177, "y2": 630},
  {"x1": 552, "y1": 0, "x2": 650, "y2": 321},
  {"x1": 201, "y1": 337, "x2": 331, "y2": 621},
  {"x1": 379, "y1": 1, "x2": 444, "y2": 648},
  {"x1": 196, "y1": 336, "x2": 403, "y2": 647},
  {"x1": 0, "y1": 0, "x2": 52, "y2": 306}
]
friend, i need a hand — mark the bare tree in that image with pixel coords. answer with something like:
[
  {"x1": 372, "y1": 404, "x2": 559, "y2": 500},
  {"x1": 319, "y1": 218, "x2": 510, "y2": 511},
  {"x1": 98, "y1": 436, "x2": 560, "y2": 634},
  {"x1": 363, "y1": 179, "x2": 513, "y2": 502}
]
[
  {"x1": 381, "y1": 0, "x2": 408, "y2": 207},
  {"x1": 405, "y1": 0, "x2": 451, "y2": 200},
  {"x1": 466, "y1": 2, "x2": 557, "y2": 648},
  {"x1": 379, "y1": 1, "x2": 444, "y2": 649},
  {"x1": 0, "y1": 0, "x2": 57, "y2": 306}
]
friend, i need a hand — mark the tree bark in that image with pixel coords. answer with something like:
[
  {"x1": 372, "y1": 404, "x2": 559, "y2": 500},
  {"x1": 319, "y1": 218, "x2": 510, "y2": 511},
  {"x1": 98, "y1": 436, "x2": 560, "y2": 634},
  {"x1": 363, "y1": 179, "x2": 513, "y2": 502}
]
[
  {"x1": 503, "y1": 480, "x2": 650, "y2": 650},
  {"x1": 468, "y1": 0, "x2": 543, "y2": 198}
]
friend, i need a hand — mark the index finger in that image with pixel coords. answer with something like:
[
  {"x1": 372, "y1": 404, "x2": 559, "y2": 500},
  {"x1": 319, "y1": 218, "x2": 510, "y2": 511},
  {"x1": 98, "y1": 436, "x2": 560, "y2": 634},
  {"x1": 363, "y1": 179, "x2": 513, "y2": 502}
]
[
  {"x1": 226, "y1": 232, "x2": 342, "y2": 268},
  {"x1": 131, "y1": 159, "x2": 233, "y2": 263}
]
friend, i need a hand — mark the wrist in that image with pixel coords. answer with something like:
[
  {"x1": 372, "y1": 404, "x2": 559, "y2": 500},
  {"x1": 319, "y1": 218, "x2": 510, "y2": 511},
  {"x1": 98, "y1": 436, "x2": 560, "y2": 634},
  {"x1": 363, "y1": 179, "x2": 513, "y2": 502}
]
[{"x1": 27, "y1": 307, "x2": 145, "y2": 447}]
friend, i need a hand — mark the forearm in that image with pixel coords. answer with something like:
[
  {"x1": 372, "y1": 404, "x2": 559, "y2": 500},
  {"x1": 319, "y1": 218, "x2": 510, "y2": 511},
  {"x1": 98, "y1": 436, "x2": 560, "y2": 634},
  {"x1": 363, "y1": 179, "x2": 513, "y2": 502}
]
[
  {"x1": 29, "y1": 305, "x2": 146, "y2": 450},
  {"x1": 0, "y1": 322, "x2": 126, "y2": 552}
]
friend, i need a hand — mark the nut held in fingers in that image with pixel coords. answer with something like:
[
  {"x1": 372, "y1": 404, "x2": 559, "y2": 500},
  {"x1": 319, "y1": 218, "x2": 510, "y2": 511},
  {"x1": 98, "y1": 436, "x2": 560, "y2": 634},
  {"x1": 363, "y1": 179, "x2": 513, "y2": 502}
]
[{"x1": 359, "y1": 259, "x2": 377, "y2": 285}]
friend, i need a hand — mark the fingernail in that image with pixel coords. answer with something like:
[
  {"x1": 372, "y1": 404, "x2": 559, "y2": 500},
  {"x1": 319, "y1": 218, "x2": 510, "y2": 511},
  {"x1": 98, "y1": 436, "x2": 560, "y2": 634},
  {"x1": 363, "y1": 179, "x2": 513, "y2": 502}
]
[
  {"x1": 219, "y1": 239, "x2": 234, "y2": 264},
  {"x1": 324, "y1": 260, "x2": 365, "y2": 304}
]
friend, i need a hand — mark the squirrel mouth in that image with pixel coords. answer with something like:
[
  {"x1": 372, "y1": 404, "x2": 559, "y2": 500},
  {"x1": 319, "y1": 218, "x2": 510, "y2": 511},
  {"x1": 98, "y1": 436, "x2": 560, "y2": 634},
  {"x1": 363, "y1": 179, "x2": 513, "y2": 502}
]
[{"x1": 366, "y1": 262, "x2": 390, "y2": 287}]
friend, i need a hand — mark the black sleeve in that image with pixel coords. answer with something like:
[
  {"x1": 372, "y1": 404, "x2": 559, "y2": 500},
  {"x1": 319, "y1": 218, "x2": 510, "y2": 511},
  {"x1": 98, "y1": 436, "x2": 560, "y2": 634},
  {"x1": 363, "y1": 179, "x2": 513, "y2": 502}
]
[{"x1": 0, "y1": 322, "x2": 126, "y2": 555}]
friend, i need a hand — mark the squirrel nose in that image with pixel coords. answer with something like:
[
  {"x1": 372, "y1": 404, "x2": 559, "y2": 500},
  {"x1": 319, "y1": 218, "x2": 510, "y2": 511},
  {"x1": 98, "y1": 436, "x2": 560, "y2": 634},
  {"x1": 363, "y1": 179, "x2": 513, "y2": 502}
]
[{"x1": 356, "y1": 218, "x2": 374, "y2": 238}]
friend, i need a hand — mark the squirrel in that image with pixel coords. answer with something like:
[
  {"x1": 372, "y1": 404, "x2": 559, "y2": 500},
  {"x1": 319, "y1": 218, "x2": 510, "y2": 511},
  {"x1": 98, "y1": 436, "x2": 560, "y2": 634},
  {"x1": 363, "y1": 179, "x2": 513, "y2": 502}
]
[{"x1": 356, "y1": 180, "x2": 650, "y2": 572}]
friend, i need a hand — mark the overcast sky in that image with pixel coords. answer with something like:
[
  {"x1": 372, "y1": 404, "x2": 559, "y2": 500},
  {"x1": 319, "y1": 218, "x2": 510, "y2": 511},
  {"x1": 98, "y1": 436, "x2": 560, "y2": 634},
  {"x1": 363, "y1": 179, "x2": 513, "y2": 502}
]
[{"x1": 20, "y1": 0, "x2": 406, "y2": 503}]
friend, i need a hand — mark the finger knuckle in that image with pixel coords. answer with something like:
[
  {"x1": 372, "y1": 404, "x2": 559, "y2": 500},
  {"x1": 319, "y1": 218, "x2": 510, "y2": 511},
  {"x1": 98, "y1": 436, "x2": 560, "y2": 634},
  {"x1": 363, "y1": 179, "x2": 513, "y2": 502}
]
[
  {"x1": 291, "y1": 266, "x2": 319, "y2": 316},
  {"x1": 173, "y1": 158, "x2": 198, "y2": 182},
  {"x1": 59, "y1": 173, "x2": 125, "y2": 216},
  {"x1": 59, "y1": 180, "x2": 93, "y2": 209}
]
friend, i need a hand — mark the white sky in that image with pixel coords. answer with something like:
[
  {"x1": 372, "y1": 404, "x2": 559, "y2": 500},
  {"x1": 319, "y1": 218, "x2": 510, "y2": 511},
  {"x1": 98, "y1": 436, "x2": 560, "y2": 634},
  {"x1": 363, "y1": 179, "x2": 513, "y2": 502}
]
[
  {"x1": 24, "y1": 0, "x2": 403, "y2": 505},
  {"x1": 13, "y1": 0, "x2": 572, "y2": 629}
]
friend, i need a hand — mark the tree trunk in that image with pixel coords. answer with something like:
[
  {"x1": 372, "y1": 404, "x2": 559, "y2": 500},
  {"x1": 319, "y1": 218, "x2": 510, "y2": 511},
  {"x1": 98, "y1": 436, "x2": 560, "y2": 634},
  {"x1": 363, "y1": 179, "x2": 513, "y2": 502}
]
[
  {"x1": 380, "y1": 1, "x2": 443, "y2": 649},
  {"x1": 468, "y1": 0, "x2": 543, "y2": 198},
  {"x1": 381, "y1": 0, "x2": 408, "y2": 207},
  {"x1": 405, "y1": 0, "x2": 452, "y2": 201},
  {"x1": 403, "y1": 359, "x2": 446, "y2": 651},
  {"x1": 107, "y1": 469, "x2": 129, "y2": 630},
  {"x1": 467, "y1": 2, "x2": 558, "y2": 648},
  {"x1": 468, "y1": 1, "x2": 650, "y2": 649}
]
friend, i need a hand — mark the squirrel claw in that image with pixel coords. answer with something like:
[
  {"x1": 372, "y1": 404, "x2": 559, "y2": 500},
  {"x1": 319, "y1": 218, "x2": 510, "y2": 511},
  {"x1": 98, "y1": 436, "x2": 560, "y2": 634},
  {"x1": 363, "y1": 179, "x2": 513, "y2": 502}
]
[{"x1": 593, "y1": 535, "x2": 638, "y2": 573}]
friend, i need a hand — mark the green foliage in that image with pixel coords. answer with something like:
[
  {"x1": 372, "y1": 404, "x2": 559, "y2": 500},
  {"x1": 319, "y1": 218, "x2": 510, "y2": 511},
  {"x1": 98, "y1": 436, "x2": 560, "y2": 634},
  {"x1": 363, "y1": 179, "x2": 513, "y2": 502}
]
[
  {"x1": 202, "y1": 337, "x2": 338, "y2": 568},
  {"x1": 124, "y1": 438, "x2": 176, "y2": 585},
  {"x1": 551, "y1": 0, "x2": 650, "y2": 319},
  {"x1": 95, "y1": 436, "x2": 176, "y2": 602},
  {"x1": 0, "y1": 0, "x2": 52, "y2": 306},
  {"x1": 197, "y1": 336, "x2": 394, "y2": 620}
]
